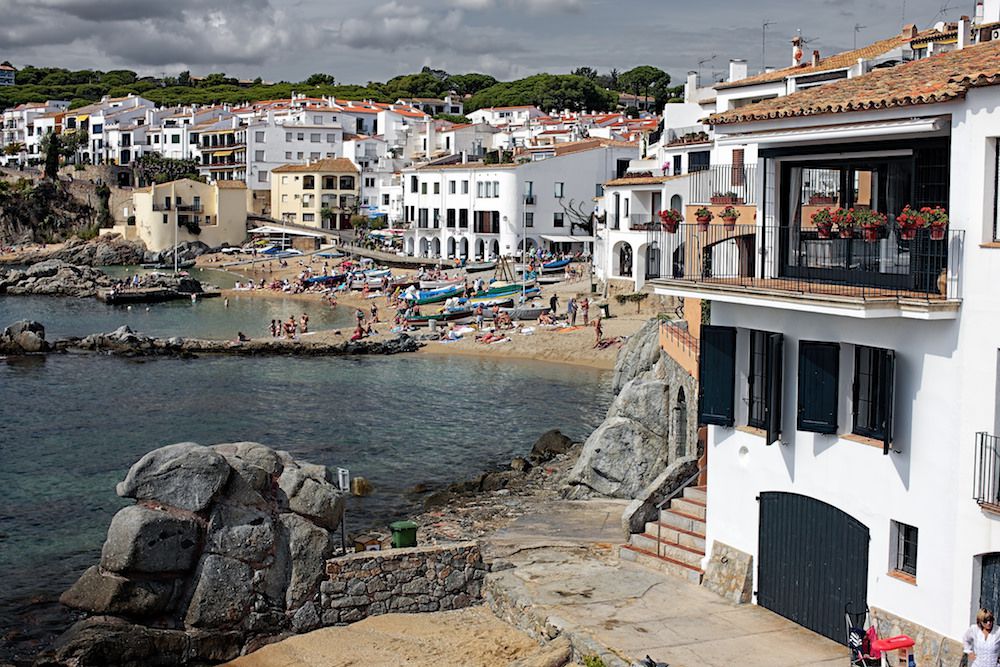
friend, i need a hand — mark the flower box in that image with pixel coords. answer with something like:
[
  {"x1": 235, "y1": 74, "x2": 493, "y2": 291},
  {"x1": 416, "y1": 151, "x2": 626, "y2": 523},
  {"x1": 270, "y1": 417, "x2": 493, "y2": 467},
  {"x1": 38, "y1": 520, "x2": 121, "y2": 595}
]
[
  {"x1": 809, "y1": 195, "x2": 838, "y2": 206},
  {"x1": 710, "y1": 196, "x2": 744, "y2": 206}
]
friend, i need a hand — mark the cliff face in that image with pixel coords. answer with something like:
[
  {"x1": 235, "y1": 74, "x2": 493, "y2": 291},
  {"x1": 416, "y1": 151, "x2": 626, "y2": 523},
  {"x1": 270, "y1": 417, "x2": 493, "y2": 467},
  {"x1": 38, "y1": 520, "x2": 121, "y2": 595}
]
[
  {"x1": 564, "y1": 319, "x2": 699, "y2": 500},
  {"x1": 39, "y1": 442, "x2": 348, "y2": 666},
  {"x1": 0, "y1": 178, "x2": 96, "y2": 245}
]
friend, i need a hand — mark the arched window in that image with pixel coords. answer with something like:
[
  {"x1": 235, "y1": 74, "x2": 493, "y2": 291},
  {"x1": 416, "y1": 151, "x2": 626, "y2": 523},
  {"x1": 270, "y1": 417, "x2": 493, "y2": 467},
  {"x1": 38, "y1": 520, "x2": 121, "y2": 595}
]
[
  {"x1": 675, "y1": 387, "x2": 688, "y2": 458},
  {"x1": 303, "y1": 175, "x2": 315, "y2": 190},
  {"x1": 646, "y1": 242, "x2": 660, "y2": 280},
  {"x1": 339, "y1": 175, "x2": 355, "y2": 190},
  {"x1": 670, "y1": 194, "x2": 682, "y2": 212},
  {"x1": 619, "y1": 243, "x2": 633, "y2": 277}
]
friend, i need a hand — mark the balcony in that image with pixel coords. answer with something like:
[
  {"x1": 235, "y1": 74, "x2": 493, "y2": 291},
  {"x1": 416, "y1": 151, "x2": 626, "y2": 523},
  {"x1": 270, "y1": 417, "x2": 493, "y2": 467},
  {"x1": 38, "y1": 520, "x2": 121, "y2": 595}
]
[
  {"x1": 524, "y1": 194, "x2": 536, "y2": 205},
  {"x1": 176, "y1": 204, "x2": 203, "y2": 213},
  {"x1": 689, "y1": 165, "x2": 757, "y2": 206},
  {"x1": 645, "y1": 223, "x2": 963, "y2": 319},
  {"x1": 976, "y1": 432, "x2": 1000, "y2": 513},
  {"x1": 666, "y1": 125, "x2": 710, "y2": 146}
]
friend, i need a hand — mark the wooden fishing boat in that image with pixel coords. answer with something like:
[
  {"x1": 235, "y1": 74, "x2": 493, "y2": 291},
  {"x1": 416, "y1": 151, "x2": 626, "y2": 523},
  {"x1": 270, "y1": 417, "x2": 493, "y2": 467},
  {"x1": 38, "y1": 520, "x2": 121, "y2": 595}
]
[
  {"x1": 542, "y1": 258, "x2": 571, "y2": 271},
  {"x1": 501, "y1": 305, "x2": 552, "y2": 320},
  {"x1": 402, "y1": 284, "x2": 464, "y2": 305},
  {"x1": 464, "y1": 261, "x2": 496, "y2": 273},
  {"x1": 404, "y1": 308, "x2": 473, "y2": 326},
  {"x1": 419, "y1": 277, "x2": 464, "y2": 290}
]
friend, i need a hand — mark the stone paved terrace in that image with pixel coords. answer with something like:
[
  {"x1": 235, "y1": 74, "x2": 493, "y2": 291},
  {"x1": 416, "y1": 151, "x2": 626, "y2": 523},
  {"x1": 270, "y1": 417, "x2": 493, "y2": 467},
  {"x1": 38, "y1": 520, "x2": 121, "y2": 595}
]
[{"x1": 483, "y1": 499, "x2": 848, "y2": 667}]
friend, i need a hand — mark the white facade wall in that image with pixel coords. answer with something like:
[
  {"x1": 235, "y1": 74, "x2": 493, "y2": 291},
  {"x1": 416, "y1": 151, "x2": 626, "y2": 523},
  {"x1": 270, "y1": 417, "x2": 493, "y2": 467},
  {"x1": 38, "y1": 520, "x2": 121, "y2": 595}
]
[{"x1": 247, "y1": 114, "x2": 346, "y2": 191}]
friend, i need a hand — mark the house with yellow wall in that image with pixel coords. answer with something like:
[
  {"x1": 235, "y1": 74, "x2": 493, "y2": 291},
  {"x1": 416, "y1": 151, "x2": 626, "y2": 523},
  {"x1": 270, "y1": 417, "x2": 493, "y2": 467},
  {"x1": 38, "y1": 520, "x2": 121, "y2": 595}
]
[{"x1": 270, "y1": 158, "x2": 359, "y2": 230}]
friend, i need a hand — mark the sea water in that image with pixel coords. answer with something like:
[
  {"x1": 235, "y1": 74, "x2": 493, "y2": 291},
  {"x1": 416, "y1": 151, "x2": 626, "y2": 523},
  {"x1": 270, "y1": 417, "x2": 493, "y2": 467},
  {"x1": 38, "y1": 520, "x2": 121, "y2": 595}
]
[{"x1": 0, "y1": 296, "x2": 611, "y2": 661}]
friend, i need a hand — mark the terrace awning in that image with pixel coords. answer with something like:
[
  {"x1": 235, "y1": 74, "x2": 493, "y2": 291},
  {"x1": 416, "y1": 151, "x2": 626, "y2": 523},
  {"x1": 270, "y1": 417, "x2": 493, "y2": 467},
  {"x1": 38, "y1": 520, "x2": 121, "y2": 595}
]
[{"x1": 540, "y1": 234, "x2": 595, "y2": 243}]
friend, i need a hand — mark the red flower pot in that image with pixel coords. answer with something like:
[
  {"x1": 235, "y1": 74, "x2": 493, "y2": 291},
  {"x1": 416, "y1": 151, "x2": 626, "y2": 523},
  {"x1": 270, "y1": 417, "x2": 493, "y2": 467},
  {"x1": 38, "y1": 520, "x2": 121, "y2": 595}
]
[
  {"x1": 839, "y1": 227, "x2": 854, "y2": 239},
  {"x1": 900, "y1": 227, "x2": 917, "y2": 240},
  {"x1": 862, "y1": 225, "x2": 880, "y2": 242},
  {"x1": 722, "y1": 217, "x2": 737, "y2": 231},
  {"x1": 696, "y1": 218, "x2": 711, "y2": 232},
  {"x1": 930, "y1": 225, "x2": 946, "y2": 240},
  {"x1": 663, "y1": 220, "x2": 678, "y2": 233},
  {"x1": 816, "y1": 222, "x2": 832, "y2": 239}
]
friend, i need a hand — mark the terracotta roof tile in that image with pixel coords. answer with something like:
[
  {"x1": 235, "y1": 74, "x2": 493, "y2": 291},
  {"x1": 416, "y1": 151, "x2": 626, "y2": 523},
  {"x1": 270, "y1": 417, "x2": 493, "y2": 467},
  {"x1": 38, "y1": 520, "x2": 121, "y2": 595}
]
[
  {"x1": 715, "y1": 33, "x2": 911, "y2": 90},
  {"x1": 710, "y1": 39, "x2": 1000, "y2": 125},
  {"x1": 272, "y1": 158, "x2": 358, "y2": 173},
  {"x1": 605, "y1": 174, "x2": 685, "y2": 186}
]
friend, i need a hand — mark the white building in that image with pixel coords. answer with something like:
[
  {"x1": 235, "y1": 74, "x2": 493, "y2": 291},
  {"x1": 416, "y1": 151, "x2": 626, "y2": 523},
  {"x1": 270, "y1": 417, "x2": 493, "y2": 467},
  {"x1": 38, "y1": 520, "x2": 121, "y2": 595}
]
[
  {"x1": 466, "y1": 105, "x2": 545, "y2": 127},
  {"x1": 646, "y1": 27, "x2": 1000, "y2": 659},
  {"x1": 0, "y1": 62, "x2": 15, "y2": 86},
  {"x1": 401, "y1": 138, "x2": 637, "y2": 260},
  {"x1": 0, "y1": 100, "x2": 69, "y2": 164}
]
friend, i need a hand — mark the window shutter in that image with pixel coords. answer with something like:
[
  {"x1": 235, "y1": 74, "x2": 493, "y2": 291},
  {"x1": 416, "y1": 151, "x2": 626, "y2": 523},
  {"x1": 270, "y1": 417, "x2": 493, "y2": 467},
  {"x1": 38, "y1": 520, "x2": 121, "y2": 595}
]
[
  {"x1": 797, "y1": 342, "x2": 839, "y2": 434},
  {"x1": 698, "y1": 325, "x2": 737, "y2": 426},
  {"x1": 881, "y1": 349, "x2": 896, "y2": 455},
  {"x1": 764, "y1": 332, "x2": 784, "y2": 446}
]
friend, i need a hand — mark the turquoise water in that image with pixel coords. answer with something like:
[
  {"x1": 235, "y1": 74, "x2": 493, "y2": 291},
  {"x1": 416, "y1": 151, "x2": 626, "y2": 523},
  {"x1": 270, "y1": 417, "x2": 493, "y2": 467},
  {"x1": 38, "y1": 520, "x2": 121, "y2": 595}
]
[{"x1": 0, "y1": 299, "x2": 611, "y2": 661}]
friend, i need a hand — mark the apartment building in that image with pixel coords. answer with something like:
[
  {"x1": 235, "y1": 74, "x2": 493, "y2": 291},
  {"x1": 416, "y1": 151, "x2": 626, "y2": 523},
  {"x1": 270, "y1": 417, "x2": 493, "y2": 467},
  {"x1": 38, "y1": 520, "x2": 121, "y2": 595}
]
[
  {"x1": 466, "y1": 105, "x2": 545, "y2": 127},
  {"x1": 0, "y1": 62, "x2": 15, "y2": 86},
  {"x1": 395, "y1": 95, "x2": 464, "y2": 116},
  {"x1": 641, "y1": 22, "x2": 1000, "y2": 663},
  {"x1": 123, "y1": 178, "x2": 248, "y2": 252},
  {"x1": 0, "y1": 100, "x2": 69, "y2": 164},
  {"x1": 270, "y1": 158, "x2": 359, "y2": 230},
  {"x1": 401, "y1": 139, "x2": 637, "y2": 260}
]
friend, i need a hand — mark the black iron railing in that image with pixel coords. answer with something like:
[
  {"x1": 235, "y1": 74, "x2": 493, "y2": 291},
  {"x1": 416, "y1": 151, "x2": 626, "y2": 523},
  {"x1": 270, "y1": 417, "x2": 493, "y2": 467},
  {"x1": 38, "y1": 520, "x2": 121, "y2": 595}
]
[
  {"x1": 976, "y1": 432, "x2": 1000, "y2": 509},
  {"x1": 627, "y1": 215, "x2": 659, "y2": 231},
  {"x1": 689, "y1": 164, "x2": 757, "y2": 205},
  {"x1": 644, "y1": 223, "x2": 962, "y2": 301}
]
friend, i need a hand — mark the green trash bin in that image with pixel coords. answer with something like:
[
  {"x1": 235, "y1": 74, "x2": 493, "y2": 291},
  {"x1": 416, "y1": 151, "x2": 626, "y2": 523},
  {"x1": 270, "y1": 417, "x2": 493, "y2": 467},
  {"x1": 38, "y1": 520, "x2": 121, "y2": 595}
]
[{"x1": 390, "y1": 520, "x2": 418, "y2": 548}]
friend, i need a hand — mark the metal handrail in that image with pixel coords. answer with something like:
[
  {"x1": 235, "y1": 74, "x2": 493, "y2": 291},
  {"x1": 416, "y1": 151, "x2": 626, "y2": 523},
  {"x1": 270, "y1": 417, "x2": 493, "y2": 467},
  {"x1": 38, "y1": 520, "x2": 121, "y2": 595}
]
[{"x1": 654, "y1": 469, "x2": 701, "y2": 559}]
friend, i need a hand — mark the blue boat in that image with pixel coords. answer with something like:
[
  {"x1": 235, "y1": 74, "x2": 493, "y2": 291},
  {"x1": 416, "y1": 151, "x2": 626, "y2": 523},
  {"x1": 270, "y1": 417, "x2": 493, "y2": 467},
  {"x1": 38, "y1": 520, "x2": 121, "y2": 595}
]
[{"x1": 542, "y1": 258, "x2": 571, "y2": 271}]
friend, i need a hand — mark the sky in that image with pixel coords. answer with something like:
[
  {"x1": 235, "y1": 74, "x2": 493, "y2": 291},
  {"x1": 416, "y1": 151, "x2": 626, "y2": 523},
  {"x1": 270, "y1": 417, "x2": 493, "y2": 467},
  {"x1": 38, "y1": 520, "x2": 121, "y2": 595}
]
[{"x1": 0, "y1": 0, "x2": 969, "y2": 85}]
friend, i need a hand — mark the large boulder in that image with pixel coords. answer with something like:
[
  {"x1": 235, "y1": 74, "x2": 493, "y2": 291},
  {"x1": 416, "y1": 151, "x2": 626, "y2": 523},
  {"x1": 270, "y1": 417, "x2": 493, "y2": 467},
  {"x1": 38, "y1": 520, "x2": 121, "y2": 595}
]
[
  {"x1": 46, "y1": 442, "x2": 345, "y2": 666},
  {"x1": 621, "y1": 456, "x2": 699, "y2": 535},
  {"x1": 100, "y1": 506, "x2": 201, "y2": 574},
  {"x1": 611, "y1": 318, "x2": 663, "y2": 394},
  {"x1": 0, "y1": 319, "x2": 48, "y2": 354},
  {"x1": 528, "y1": 429, "x2": 573, "y2": 464},
  {"x1": 116, "y1": 442, "x2": 230, "y2": 512}
]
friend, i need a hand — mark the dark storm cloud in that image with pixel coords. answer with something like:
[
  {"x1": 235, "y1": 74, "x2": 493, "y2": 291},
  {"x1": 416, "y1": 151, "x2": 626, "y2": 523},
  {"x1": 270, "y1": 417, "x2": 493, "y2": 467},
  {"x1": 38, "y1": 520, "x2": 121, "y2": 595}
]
[{"x1": 0, "y1": 0, "x2": 958, "y2": 82}]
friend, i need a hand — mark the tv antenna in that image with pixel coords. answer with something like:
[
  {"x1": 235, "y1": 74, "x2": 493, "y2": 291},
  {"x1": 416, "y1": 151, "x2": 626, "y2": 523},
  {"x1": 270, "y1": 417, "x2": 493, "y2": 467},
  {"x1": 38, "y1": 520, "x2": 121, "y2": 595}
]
[
  {"x1": 853, "y1": 23, "x2": 867, "y2": 49},
  {"x1": 762, "y1": 21, "x2": 777, "y2": 72},
  {"x1": 697, "y1": 55, "x2": 716, "y2": 81}
]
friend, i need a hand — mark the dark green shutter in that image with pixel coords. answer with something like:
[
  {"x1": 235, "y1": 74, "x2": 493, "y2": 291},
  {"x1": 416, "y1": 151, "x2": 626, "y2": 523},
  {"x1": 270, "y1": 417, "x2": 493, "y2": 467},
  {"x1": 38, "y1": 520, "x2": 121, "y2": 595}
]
[
  {"x1": 797, "y1": 342, "x2": 840, "y2": 434},
  {"x1": 881, "y1": 349, "x2": 895, "y2": 455},
  {"x1": 699, "y1": 325, "x2": 737, "y2": 426},
  {"x1": 764, "y1": 333, "x2": 784, "y2": 446}
]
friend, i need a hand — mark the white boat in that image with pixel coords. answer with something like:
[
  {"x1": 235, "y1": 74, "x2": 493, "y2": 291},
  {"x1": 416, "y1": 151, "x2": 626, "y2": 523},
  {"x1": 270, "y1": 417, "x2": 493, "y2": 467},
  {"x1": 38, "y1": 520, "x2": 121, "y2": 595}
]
[
  {"x1": 419, "y1": 277, "x2": 464, "y2": 290},
  {"x1": 501, "y1": 305, "x2": 552, "y2": 320}
]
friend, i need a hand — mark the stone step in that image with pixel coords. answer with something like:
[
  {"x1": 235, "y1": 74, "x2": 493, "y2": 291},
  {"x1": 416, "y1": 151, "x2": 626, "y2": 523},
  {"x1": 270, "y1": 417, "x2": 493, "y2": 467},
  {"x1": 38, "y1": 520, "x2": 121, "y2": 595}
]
[
  {"x1": 641, "y1": 521, "x2": 706, "y2": 551},
  {"x1": 628, "y1": 534, "x2": 705, "y2": 568},
  {"x1": 658, "y1": 508, "x2": 706, "y2": 535},
  {"x1": 670, "y1": 497, "x2": 706, "y2": 520},
  {"x1": 619, "y1": 544, "x2": 704, "y2": 585},
  {"x1": 683, "y1": 486, "x2": 707, "y2": 504}
]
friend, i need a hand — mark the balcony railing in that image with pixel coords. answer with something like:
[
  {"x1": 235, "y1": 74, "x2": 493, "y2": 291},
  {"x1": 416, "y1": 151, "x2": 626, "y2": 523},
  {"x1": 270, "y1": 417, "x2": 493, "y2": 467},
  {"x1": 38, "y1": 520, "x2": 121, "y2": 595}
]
[
  {"x1": 627, "y1": 215, "x2": 660, "y2": 231},
  {"x1": 644, "y1": 223, "x2": 962, "y2": 302},
  {"x1": 689, "y1": 164, "x2": 757, "y2": 205},
  {"x1": 976, "y1": 432, "x2": 1000, "y2": 511},
  {"x1": 524, "y1": 194, "x2": 536, "y2": 205},
  {"x1": 666, "y1": 125, "x2": 710, "y2": 146}
]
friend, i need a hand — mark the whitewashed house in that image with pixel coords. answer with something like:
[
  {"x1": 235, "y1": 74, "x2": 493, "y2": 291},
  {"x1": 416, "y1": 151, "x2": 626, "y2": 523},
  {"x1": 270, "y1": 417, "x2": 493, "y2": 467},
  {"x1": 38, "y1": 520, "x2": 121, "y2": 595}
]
[
  {"x1": 643, "y1": 25, "x2": 1000, "y2": 661},
  {"x1": 401, "y1": 139, "x2": 637, "y2": 261}
]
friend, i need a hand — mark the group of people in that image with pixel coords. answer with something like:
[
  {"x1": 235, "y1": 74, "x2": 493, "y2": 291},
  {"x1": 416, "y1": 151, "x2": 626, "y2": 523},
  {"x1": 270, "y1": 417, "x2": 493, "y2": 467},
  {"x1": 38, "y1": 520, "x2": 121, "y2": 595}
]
[{"x1": 268, "y1": 313, "x2": 309, "y2": 340}]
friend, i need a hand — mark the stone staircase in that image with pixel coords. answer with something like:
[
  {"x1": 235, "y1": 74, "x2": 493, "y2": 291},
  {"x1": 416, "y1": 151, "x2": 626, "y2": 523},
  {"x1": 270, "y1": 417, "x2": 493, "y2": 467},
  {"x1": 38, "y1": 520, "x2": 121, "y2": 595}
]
[{"x1": 619, "y1": 485, "x2": 706, "y2": 584}]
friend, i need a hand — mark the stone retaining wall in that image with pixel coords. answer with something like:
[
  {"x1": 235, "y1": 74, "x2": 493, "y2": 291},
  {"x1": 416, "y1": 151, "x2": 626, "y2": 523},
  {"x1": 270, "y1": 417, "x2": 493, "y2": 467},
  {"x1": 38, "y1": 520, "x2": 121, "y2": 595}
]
[
  {"x1": 871, "y1": 606, "x2": 963, "y2": 667},
  {"x1": 321, "y1": 542, "x2": 486, "y2": 625}
]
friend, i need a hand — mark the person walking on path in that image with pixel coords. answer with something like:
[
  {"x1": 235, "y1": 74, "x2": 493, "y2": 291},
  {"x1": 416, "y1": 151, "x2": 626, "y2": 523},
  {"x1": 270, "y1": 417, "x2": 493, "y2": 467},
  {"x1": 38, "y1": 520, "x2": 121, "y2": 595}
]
[
  {"x1": 593, "y1": 316, "x2": 603, "y2": 348},
  {"x1": 300, "y1": 313, "x2": 309, "y2": 334},
  {"x1": 567, "y1": 297, "x2": 577, "y2": 326},
  {"x1": 964, "y1": 608, "x2": 1000, "y2": 667},
  {"x1": 549, "y1": 293, "x2": 559, "y2": 315},
  {"x1": 580, "y1": 297, "x2": 590, "y2": 326}
]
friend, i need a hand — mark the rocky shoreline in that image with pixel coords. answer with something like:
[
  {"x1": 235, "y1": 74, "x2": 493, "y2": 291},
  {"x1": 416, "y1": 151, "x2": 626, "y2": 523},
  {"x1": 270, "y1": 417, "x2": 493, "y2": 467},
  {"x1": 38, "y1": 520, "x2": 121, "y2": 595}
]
[
  {"x1": 0, "y1": 321, "x2": 423, "y2": 358},
  {"x1": 1, "y1": 236, "x2": 213, "y2": 268}
]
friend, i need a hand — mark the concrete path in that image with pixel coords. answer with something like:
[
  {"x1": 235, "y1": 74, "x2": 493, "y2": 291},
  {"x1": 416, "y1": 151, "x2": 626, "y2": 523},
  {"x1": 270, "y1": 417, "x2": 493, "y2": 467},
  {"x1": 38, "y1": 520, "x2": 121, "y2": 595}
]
[{"x1": 483, "y1": 500, "x2": 847, "y2": 667}]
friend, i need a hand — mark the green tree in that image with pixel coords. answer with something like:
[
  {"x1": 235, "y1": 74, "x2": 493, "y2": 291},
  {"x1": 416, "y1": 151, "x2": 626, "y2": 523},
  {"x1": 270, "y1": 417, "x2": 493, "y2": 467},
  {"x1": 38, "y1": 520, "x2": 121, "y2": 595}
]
[
  {"x1": 304, "y1": 72, "x2": 336, "y2": 86},
  {"x1": 467, "y1": 74, "x2": 616, "y2": 113},
  {"x1": 132, "y1": 153, "x2": 202, "y2": 186},
  {"x1": 434, "y1": 113, "x2": 471, "y2": 124},
  {"x1": 618, "y1": 65, "x2": 670, "y2": 109},
  {"x1": 43, "y1": 131, "x2": 60, "y2": 179},
  {"x1": 177, "y1": 70, "x2": 192, "y2": 86},
  {"x1": 571, "y1": 66, "x2": 597, "y2": 80},
  {"x1": 445, "y1": 73, "x2": 497, "y2": 96}
]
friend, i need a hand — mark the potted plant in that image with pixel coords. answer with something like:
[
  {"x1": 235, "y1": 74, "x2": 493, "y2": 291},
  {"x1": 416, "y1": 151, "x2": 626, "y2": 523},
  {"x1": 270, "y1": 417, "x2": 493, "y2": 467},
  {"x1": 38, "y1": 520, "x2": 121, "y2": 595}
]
[
  {"x1": 854, "y1": 209, "x2": 887, "y2": 242},
  {"x1": 694, "y1": 206, "x2": 713, "y2": 232},
  {"x1": 809, "y1": 191, "x2": 838, "y2": 206},
  {"x1": 811, "y1": 207, "x2": 834, "y2": 238},
  {"x1": 719, "y1": 205, "x2": 740, "y2": 231},
  {"x1": 831, "y1": 207, "x2": 855, "y2": 238},
  {"x1": 710, "y1": 191, "x2": 744, "y2": 206},
  {"x1": 925, "y1": 206, "x2": 949, "y2": 240},
  {"x1": 658, "y1": 208, "x2": 683, "y2": 233},
  {"x1": 895, "y1": 205, "x2": 928, "y2": 240}
]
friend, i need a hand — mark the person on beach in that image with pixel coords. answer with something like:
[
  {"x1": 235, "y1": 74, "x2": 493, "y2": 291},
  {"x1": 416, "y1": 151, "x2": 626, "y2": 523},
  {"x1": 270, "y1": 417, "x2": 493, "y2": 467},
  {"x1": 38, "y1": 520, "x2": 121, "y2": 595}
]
[
  {"x1": 300, "y1": 313, "x2": 309, "y2": 334},
  {"x1": 286, "y1": 315, "x2": 297, "y2": 339},
  {"x1": 593, "y1": 316, "x2": 603, "y2": 348},
  {"x1": 370, "y1": 302, "x2": 379, "y2": 322},
  {"x1": 567, "y1": 297, "x2": 577, "y2": 326},
  {"x1": 475, "y1": 304, "x2": 485, "y2": 329},
  {"x1": 356, "y1": 308, "x2": 366, "y2": 327},
  {"x1": 549, "y1": 294, "x2": 558, "y2": 314},
  {"x1": 580, "y1": 298, "x2": 590, "y2": 326},
  {"x1": 269, "y1": 320, "x2": 277, "y2": 338}
]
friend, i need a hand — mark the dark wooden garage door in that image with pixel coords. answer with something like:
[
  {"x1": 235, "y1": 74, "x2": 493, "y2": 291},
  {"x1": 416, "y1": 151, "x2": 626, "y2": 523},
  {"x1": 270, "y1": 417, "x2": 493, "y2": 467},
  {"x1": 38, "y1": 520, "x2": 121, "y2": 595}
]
[{"x1": 758, "y1": 492, "x2": 869, "y2": 644}]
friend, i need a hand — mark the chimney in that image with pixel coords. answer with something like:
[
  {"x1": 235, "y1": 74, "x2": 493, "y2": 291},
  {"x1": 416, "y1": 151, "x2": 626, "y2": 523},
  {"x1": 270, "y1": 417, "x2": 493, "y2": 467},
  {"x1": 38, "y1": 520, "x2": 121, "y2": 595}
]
[
  {"x1": 901, "y1": 23, "x2": 918, "y2": 39},
  {"x1": 791, "y1": 36, "x2": 804, "y2": 66},
  {"x1": 976, "y1": 0, "x2": 985, "y2": 22},
  {"x1": 811, "y1": 50, "x2": 821, "y2": 66},
  {"x1": 685, "y1": 70, "x2": 698, "y2": 103},
  {"x1": 959, "y1": 15, "x2": 970, "y2": 49},
  {"x1": 728, "y1": 59, "x2": 748, "y2": 82}
]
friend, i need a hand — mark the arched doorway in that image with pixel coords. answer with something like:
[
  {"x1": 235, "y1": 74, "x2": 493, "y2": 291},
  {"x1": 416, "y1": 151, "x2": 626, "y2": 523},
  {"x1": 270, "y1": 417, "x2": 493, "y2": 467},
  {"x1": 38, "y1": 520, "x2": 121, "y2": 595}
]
[
  {"x1": 490, "y1": 240, "x2": 500, "y2": 259},
  {"x1": 475, "y1": 239, "x2": 485, "y2": 260},
  {"x1": 419, "y1": 238, "x2": 429, "y2": 257},
  {"x1": 459, "y1": 238, "x2": 469, "y2": 259},
  {"x1": 517, "y1": 237, "x2": 538, "y2": 252},
  {"x1": 431, "y1": 238, "x2": 441, "y2": 257},
  {"x1": 674, "y1": 387, "x2": 688, "y2": 458},
  {"x1": 612, "y1": 241, "x2": 633, "y2": 277},
  {"x1": 672, "y1": 243, "x2": 686, "y2": 278},
  {"x1": 646, "y1": 242, "x2": 661, "y2": 280},
  {"x1": 670, "y1": 194, "x2": 683, "y2": 212},
  {"x1": 406, "y1": 237, "x2": 414, "y2": 255},
  {"x1": 447, "y1": 237, "x2": 456, "y2": 258}
]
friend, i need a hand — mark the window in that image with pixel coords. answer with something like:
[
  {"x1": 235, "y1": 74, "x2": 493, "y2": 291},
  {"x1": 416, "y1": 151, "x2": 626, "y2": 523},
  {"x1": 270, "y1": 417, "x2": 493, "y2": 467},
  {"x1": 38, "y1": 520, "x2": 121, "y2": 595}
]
[
  {"x1": 303, "y1": 175, "x2": 315, "y2": 190},
  {"x1": 303, "y1": 213, "x2": 315, "y2": 222},
  {"x1": 323, "y1": 175, "x2": 336, "y2": 190},
  {"x1": 461, "y1": 180, "x2": 469, "y2": 194},
  {"x1": 297, "y1": 133, "x2": 305, "y2": 141},
  {"x1": 410, "y1": 175, "x2": 418, "y2": 193},
  {"x1": 281, "y1": 194, "x2": 288, "y2": 202},
  {"x1": 364, "y1": 177, "x2": 375, "y2": 188},
  {"x1": 418, "y1": 208, "x2": 429, "y2": 228},
  {"x1": 553, "y1": 212, "x2": 564, "y2": 227},
  {"x1": 689, "y1": 151, "x2": 710, "y2": 172},
  {"x1": 255, "y1": 131, "x2": 265, "y2": 142},
  {"x1": 797, "y1": 342, "x2": 840, "y2": 434},
  {"x1": 525, "y1": 212, "x2": 534, "y2": 228},
  {"x1": 477, "y1": 181, "x2": 484, "y2": 198},
  {"x1": 459, "y1": 209, "x2": 468, "y2": 228},
  {"x1": 314, "y1": 116, "x2": 323, "y2": 124},
  {"x1": 746, "y1": 330, "x2": 784, "y2": 443},
  {"x1": 285, "y1": 132, "x2": 292, "y2": 142},
  {"x1": 698, "y1": 325, "x2": 737, "y2": 426},
  {"x1": 257, "y1": 170, "x2": 268, "y2": 183},
  {"x1": 339, "y1": 175, "x2": 354, "y2": 190},
  {"x1": 891, "y1": 521, "x2": 918, "y2": 577},
  {"x1": 446, "y1": 209, "x2": 456, "y2": 228},
  {"x1": 310, "y1": 133, "x2": 320, "y2": 143},
  {"x1": 853, "y1": 346, "x2": 896, "y2": 450},
  {"x1": 281, "y1": 176, "x2": 289, "y2": 184},
  {"x1": 595, "y1": 183, "x2": 605, "y2": 197},
  {"x1": 255, "y1": 150, "x2": 264, "y2": 161},
  {"x1": 994, "y1": 140, "x2": 1000, "y2": 241},
  {"x1": 296, "y1": 152, "x2": 304, "y2": 159},
  {"x1": 421, "y1": 182, "x2": 428, "y2": 195},
  {"x1": 326, "y1": 133, "x2": 335, "y2": 143},
  {"x1": 554, "y1": 182, "x2": 564, "y2": 198},
  {"x1": 170, "y1": 135, "x2": 180, "y2": 144},
  {"x1": 285, "y1": 151, "x2": 292, "y2": 159},
  {"x1": 310, "y1": 152, "x2": 320, "y2": 159},
  {"x1": 525, "y1": 181, "x2": 534, "y2": 195},
  {"x1": 433, "y1": 208, "x2": 440, "y2": 228},
  {"x1": 382, "y1": 194, "x2": 389, "y2": 205},
  {"x1": 449, "y1": 180, "x2": 456, "y2": 194},
  {"x1": 190, "y1": 134, "x2": 198, "y2": 144},
  {"x1": 433, "y1": 182, "x2": 440, "y2": 194}
]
